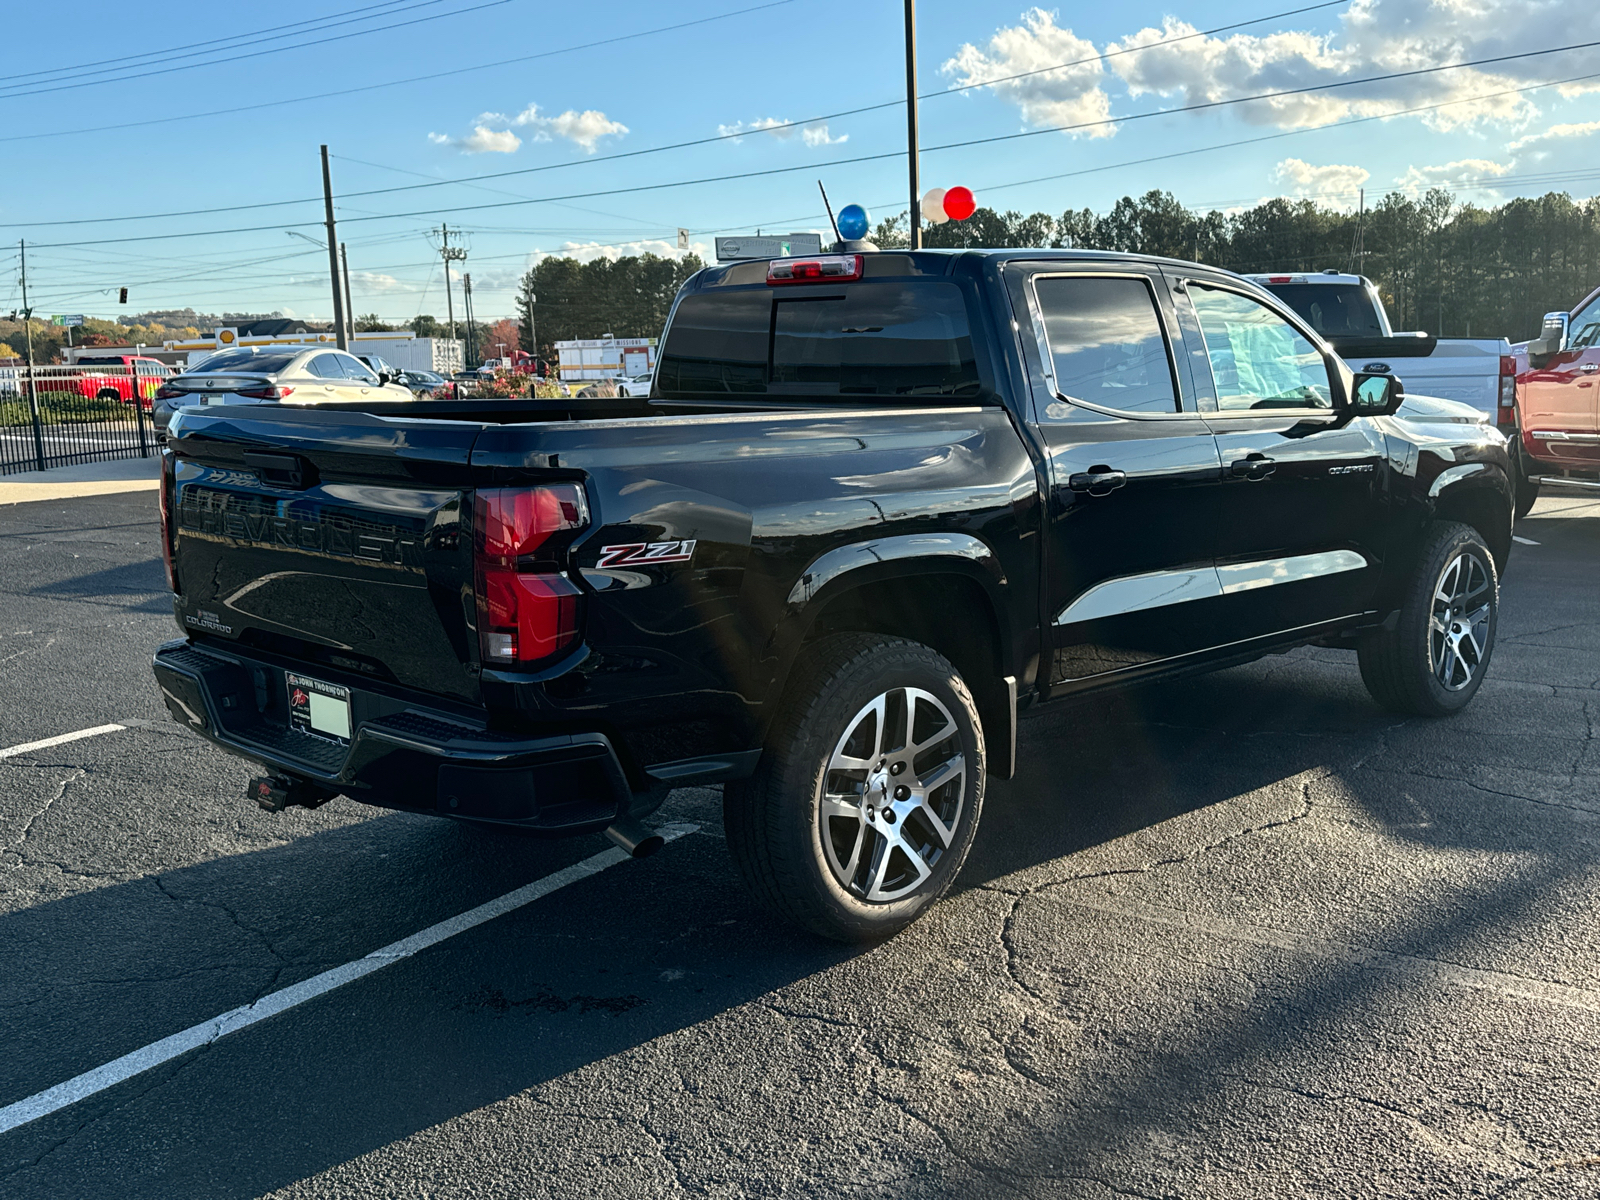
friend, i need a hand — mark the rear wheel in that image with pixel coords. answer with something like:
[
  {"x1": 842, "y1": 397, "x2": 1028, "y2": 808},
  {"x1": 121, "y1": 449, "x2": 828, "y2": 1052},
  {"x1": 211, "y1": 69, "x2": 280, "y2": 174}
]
[
  {"x1": 724, "y1": 634, "x2": 984, "y2": 942},
  {"x1": 1358, "y1": 521, "x2": 1498, "y2": 716}
]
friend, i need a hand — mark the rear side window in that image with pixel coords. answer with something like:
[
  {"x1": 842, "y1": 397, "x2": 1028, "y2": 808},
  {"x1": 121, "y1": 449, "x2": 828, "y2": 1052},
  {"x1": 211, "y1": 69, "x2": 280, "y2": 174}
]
[
  {"x1": 656, "y1": 282, "x2": 980, "y2": 399},
  {"x1": 308, "y1": 354, "x2": 346, "y2": 379},
  {"x1": 1031, "y1": 276, "x2": 1178, "y2": 415}
]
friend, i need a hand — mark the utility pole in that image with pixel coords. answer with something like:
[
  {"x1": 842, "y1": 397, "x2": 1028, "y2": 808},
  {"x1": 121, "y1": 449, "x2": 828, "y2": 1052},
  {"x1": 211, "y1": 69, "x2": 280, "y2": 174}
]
[
  {"x1": 19, "y1": 240, "x2": 45, "y2": 472},
  {"x1": 436, "y1": 224, "x2": 467, "y2": 345},
  {"x1": 1354, "y1": 187, "x2": 1366, "y2": 275},
  {"x1": 462, "y1": 272, "x2": 476, "y2": 369},
  {"x1": 340, "y1": 244, "x2": 354, "y2": 341},
  {"x1": 904, "y1": 0, "x2": 922, "y2": 249},
  {"x1": 320, "y1": 145, "x2": 348, "y2": 350}
]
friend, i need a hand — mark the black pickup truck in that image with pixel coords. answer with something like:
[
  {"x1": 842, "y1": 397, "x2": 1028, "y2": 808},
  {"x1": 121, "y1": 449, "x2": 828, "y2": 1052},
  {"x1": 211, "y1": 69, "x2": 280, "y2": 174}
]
[{"x1": 152, "y1": 249, "x2": 1513, "y2": 940}]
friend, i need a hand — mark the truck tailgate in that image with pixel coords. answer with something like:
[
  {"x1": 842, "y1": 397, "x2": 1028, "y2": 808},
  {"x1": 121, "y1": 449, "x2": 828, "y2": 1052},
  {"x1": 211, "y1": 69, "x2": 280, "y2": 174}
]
[{"x1": 167, "y1": 406, "x2": 486, "y2": 704}]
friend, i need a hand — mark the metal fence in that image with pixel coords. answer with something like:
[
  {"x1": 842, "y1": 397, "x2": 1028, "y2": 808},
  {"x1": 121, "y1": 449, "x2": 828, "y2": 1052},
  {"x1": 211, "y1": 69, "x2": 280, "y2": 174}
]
[{"x1": 0, "y1": 363, "x2": 158, "y2": 476}]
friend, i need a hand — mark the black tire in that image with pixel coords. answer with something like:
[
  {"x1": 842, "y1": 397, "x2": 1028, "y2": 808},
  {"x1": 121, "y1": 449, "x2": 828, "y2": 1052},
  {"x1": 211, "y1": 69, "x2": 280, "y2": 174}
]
[
  {"x1": 1514, "y1": 460, "x2": 1540, "y2": 520},
  {"x1": 1358, "y1": 521, "x2": 1499, "y2": 717},
  {"x1": 724, "y1": 634, "x2": 985, "y2": 942}
]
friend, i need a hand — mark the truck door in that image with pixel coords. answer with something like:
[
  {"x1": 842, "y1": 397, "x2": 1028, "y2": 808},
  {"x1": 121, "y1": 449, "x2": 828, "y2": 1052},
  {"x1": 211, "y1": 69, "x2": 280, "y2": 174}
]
[
  {"x1": 1521, "y1": 290, "x2": 1600, "y2": 467},
  {"x1": 1174, "y1": 277, "x2": 1388, "y2": 636},
  {"x1": 1010, "y1": 265, "x2": 1227, "y2": 687}
]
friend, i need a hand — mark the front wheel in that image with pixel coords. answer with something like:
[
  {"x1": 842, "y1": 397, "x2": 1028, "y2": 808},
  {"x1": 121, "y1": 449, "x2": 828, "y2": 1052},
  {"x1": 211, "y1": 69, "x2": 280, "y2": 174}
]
[
  {"x1": 1358, "y1": 521, "x2": 1499, "y2": 716},
  {"x1": 724, "y1": 634, "x2": 985, "y2": 942},
  {"x1": 1514, "y1": 455, "x2": 1541, "y2": 520}
]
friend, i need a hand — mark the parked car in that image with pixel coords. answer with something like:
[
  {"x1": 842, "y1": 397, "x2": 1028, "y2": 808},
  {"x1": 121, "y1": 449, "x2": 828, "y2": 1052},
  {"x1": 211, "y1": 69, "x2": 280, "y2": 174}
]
[
  {"x1": 152, "y1": 248, "x2": 1512, "y2": 942},
  {"x1": 151, "y1": 346, "x2": 413, "y2": 432},
  {"x1": 1507, "y1": 286, "x2": 1600, "y2": 516},
  {"x1": 1244, "y1": 270, "x2": 1515, "y2": 422},
  {"x1": 617, "y1": 371, "x2": 653, "y2": 398},
  {"x1": 399, "y1": 369, "x2": 451, "y2": 397}
]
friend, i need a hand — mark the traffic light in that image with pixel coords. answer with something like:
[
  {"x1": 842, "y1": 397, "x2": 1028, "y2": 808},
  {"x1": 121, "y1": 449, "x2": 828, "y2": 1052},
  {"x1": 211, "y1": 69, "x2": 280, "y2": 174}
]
[{"x1": 119, "y1": 287, "x2": 128, "y2": 304}]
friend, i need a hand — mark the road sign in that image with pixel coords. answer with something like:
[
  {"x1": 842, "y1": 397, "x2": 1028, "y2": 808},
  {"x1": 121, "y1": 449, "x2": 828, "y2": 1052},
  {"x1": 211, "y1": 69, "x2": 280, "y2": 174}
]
[{"x1": 50, "y1": 314, "x2": 85, "y2": 327}]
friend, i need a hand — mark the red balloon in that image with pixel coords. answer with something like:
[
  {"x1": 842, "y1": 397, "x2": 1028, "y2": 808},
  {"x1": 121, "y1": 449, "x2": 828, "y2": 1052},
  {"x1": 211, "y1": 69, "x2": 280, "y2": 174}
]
[{"x1": 942, "y1": 186, "x2": 976, "y2": 221}]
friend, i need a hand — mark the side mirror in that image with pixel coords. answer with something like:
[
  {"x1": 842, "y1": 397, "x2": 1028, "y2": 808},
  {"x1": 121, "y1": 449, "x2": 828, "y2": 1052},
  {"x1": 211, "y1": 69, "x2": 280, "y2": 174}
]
[
  {"x1": 1527, "y1": 310, "x2": 1570, "y2": 361},
  {"x1": 376, "y1": 371, "x2": 393, "y2": 385},
  {"x1": 1350, "y1": 371, "x2": 1404, "y2": 417}
]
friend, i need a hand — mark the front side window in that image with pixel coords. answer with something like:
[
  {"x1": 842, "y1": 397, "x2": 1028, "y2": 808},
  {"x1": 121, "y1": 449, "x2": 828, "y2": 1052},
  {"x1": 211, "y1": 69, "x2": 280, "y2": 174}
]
[
  {"x1": 1569, "y1": 292, "x2": 1600, "y2": 350},
  {"x1": 1031, "y1": 276, "x2": 1178, "y2": 415},
  {"x1": 655, "y1": 282, "x2": 979, "y2": 399},
  {"x1": 308, "y1": 354, "x2": 345, "y2": 379},
  {"x1": 1190, "y1": 287, "x2": 1333, "y2": 411}
]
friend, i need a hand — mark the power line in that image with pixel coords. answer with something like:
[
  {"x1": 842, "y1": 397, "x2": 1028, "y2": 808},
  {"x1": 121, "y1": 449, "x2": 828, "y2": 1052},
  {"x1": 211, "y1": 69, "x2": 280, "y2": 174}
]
[
  {"x1": 2, "y1": 0, "x2": 442, "y2": 87},
  {"x1": 0, "y1": 0, "x2": 1364, "y2": 228},
  {"x1": 0, "y1": 0, "x2": 801, "y2": 145},
  {"x1": 0, "y1": 0, "x2": 515, "y2": 101}
]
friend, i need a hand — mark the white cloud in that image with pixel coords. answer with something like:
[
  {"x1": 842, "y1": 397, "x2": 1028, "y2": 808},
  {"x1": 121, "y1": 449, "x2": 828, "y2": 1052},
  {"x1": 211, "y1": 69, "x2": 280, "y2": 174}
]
[
  {"x1": 533, "y1": 239, "x2": 710, "y2": 265},
  {"x1": 1508, "y1": 120, "x2": 1600, "y2": 152},
  {"x1": 956, "y1": 1, "x2": 1600, "y2": 142},
  {"x1": 428, "y1": 125, "x2": 521, "y2": 154},
  {"x1": 1395, "y1": 157, "x2": 1513, "y2": 199},
  {"x1": 941, "y1": 8, "x2": 1113, "y2": 138},
  {"x1": 351, "y1": 271, "x2": 410, "y2": 293},
  {"x1": 1275, "y1": 158, "x2": 1370, "y2": 204},
  {"x1": 717, "y1": 117, "x2": 848, "y2": 146},
  {"x1": 509, "y1": 103, "x2": 628, "y2": 152},
  {"x1": 429, "y1": 103, "x2": 628, "y2": 155}
]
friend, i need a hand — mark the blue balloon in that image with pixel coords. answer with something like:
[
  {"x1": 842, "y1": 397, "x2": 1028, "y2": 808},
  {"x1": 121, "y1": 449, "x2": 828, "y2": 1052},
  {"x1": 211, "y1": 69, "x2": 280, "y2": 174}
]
[{"x1": 836, "y1": 203, "x2": 870, "y2": 241}]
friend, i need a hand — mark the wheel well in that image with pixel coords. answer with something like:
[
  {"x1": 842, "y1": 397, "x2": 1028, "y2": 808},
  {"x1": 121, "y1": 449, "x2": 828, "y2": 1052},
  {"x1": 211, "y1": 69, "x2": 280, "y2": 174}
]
[
  {"x1": 1434, "y1": 486, "x2": 1512, "y2": 574},
  {"x1": 802, "y1": 571, "x2": 1011, "y2": 773},
  {"x1": 95, "y1": 388, "x2": 121, "y2": 400}
]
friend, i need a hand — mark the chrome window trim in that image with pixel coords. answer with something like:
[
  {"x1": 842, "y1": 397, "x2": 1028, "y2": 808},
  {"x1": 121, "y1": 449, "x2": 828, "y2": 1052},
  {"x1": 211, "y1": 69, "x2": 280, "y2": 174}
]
[
  {"x1": 1023, "y1": 270, "x2": 1199, "y2": 422},
  {"x1": 1054, "y1": 549, "x2": 1369, "y2": 625}
]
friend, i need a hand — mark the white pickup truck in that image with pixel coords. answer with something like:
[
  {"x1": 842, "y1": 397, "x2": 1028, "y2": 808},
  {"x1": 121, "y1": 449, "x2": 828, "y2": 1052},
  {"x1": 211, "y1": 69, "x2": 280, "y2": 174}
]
[{"x1": 1245, "y1": 270, "x2": 1515, "y2": 424}]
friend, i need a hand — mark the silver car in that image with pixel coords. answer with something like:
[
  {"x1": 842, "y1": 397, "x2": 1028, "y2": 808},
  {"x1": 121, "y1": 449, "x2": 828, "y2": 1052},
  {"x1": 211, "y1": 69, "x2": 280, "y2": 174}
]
[{"x1": 153, "y1": 346, "x2": 414, "y2": 432}]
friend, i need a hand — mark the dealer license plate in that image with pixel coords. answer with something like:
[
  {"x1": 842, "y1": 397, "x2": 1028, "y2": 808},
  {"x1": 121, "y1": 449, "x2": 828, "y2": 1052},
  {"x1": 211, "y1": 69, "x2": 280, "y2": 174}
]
[{"x1": 286, "y1": 673, "x2": 352, "y2": 743}]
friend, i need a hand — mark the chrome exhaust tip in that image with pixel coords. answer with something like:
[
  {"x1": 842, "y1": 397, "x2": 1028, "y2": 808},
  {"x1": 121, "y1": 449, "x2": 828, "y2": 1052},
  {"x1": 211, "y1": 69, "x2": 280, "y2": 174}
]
[{"x1": 604, "y1": 817, "x2": 665, "y2": 858}]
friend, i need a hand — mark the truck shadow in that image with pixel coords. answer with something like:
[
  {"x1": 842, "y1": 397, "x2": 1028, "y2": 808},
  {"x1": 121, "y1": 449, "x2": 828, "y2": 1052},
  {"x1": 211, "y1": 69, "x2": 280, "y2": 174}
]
[{"x1": 2, "y1": 655, "x2": 1593, "y2": 1196}]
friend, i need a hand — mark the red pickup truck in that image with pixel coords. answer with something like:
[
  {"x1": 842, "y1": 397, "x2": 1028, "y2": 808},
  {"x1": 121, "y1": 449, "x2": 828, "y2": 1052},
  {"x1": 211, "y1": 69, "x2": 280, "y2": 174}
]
[
  {"x1": 1509, "y1": 286, "x2": 1600, "y2": 516},
  {"x1": 67, "y1": 355, "x2": 171, "y2": 410}
]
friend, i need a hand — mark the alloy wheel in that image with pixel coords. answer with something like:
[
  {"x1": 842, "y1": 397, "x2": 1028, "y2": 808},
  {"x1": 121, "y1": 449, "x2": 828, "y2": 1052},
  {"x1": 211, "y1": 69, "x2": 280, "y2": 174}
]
[
  {"x1": 819, "y1": 686, "x2": 967, "y2": 903},
  {"x1": 1430, "y1": 550, "x2": 1492, "y2": 691}
]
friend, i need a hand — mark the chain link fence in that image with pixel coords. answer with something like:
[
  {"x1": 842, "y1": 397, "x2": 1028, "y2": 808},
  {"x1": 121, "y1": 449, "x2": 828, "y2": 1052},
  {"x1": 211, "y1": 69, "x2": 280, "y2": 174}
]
[{"x1": 0, "y1": 363, "x2": 158, "y2": 475}]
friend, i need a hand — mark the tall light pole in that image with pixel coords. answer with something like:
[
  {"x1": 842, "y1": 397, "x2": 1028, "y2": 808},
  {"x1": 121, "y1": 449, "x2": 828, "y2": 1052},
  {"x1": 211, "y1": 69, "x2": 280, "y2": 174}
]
[
  {"x1": 905, "y1": 0, "x2": 922, "y2": 249},
  {"x1": 319, "y1": 145, "x2": 348, "y2": 350}
]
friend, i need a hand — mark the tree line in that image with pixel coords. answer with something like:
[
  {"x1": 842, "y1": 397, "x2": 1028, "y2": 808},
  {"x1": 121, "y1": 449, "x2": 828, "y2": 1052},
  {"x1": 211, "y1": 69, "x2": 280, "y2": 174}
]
[
  {"x1": 512, "y1": 253, "x2": 703, "y2": 356},
  {"x1": 873, "y1": 188, "x2": 1600, "y2": 342}
]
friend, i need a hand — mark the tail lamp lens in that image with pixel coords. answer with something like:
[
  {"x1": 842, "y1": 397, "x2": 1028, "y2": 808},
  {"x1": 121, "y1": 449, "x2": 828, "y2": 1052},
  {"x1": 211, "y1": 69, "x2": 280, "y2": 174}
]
[
  {"x1": 1499, "y1": 355, "x2": 1517, "y2": 408},
  {"x1": 159, "y1": 452, "x2": 179, "y2": 594},
  {"x1": 235, "y1": 384, "x2": 294, "y2": 400},
  {"x1": 474, "y1": 485, "x2": 588, "y2": 666},
  {"x1": 767, "y1": 254, "x2": 863, "y2": 285}
]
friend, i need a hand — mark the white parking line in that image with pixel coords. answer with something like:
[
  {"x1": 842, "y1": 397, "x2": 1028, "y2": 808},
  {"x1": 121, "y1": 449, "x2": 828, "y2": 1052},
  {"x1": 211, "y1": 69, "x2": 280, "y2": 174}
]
[
  {"x1": 0, "y1": 823, "x2": 696, "y2": 1136},
  {"x1": 0, "y1": 723, "x2": 125, "y2": 761},
  {"x1": 1513, "y1": 535, "x2": 1541, "y2": 546}
]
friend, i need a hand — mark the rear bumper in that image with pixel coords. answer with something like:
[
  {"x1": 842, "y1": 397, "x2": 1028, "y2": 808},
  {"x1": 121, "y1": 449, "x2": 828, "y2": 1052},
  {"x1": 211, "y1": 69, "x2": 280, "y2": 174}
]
[{"x1": 151, "y1": 639, "x2": 634, "y2": 834}]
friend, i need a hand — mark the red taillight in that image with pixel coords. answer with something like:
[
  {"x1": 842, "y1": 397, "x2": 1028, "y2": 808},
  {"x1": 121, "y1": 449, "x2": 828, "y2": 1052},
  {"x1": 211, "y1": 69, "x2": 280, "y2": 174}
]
[
  {"x1": 1499, "y1": 354, "x2": 1517, "y2": 409},
  {"x1": 767, "y1": 254, "x2": 863, "y2": 285},
  {"x1": 159, "y1": 452, "x2": 179, "y2": 594},
  {"x1": 154, "y1": 384, "x2": 183, "y2": 400},
  {"x1": 473, "y1": 485, "x2": 588, "y2": 666},
  {"x1": 1266, "y1": 275, "x2": 1295, "y2": 283},
  {"x1": 235, "y1": 384, "x2": 294, "y2": 400}
]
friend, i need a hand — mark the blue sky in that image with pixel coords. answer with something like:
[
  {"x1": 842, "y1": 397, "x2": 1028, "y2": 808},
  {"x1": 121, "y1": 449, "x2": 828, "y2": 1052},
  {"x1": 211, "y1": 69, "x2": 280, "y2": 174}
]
[{"x1": 4, "y1": 0, "x2": 1598, "y2": 327}]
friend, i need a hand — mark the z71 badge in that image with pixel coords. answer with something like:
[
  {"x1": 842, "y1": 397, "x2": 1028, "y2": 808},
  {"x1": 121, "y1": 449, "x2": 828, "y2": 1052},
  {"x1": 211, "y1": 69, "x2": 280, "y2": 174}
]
[{"x1": 595, "y1": 540, "x2": 697, "y2": 568}]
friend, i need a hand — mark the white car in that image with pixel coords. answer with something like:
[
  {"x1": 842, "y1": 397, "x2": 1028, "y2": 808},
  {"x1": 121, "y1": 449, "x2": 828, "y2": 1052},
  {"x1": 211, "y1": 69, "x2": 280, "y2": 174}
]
[
  {"x1": 617, "y1": 371, "x2": 653, "y2": 398},
  {"x1": 152, "y1": 346, "x2": 414, "y2": 432}
]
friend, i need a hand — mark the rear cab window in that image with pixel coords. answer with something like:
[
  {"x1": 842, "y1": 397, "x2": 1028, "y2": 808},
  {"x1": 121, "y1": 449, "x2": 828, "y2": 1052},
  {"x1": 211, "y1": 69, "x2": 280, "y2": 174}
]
[
  {"x1": 656, "y1": 267, "x2": 982, "y2": 402},
  {"x1": 1261, "y1": 283, "x2": 1384, "y2": 339}
]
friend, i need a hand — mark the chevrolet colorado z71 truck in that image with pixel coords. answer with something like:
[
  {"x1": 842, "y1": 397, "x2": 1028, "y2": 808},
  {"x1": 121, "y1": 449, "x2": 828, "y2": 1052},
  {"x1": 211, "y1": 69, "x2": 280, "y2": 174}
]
[{"x1": 152, "y1": 249, "x2": 1513, "y2": 940}]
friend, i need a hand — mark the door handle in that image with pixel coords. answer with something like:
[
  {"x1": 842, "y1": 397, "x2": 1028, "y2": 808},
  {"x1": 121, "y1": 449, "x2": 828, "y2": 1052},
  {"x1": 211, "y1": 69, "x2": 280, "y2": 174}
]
[
  {"x1": 1067, "y1": 468, "x2": 1127, "y2": 496},
  {"x1": 1230, "y1": 456, "x2": 1277, "y2": 480},
  {"x1": 1582, "y1": 363, "x2": 1598, "y2": 372}
]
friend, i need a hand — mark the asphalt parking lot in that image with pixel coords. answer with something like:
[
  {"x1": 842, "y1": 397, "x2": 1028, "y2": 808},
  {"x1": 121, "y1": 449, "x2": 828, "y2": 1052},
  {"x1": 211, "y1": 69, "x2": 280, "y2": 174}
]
[{"x1": 2, "y1": 487, "x2": 1598, "y2": 1199}]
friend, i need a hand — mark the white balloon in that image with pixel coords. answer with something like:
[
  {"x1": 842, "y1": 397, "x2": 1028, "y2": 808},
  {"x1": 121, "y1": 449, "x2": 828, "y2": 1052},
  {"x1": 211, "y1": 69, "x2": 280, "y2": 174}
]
[{"x1": 921, "y1": 187, "x2": 949, "y2": 224}]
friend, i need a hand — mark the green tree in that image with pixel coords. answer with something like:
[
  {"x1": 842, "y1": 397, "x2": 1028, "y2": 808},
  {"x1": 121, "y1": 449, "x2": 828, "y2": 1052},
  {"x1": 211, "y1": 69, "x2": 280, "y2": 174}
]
[{"x1": 355, "y1": 313, "x2": 393, "y2": 332}]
